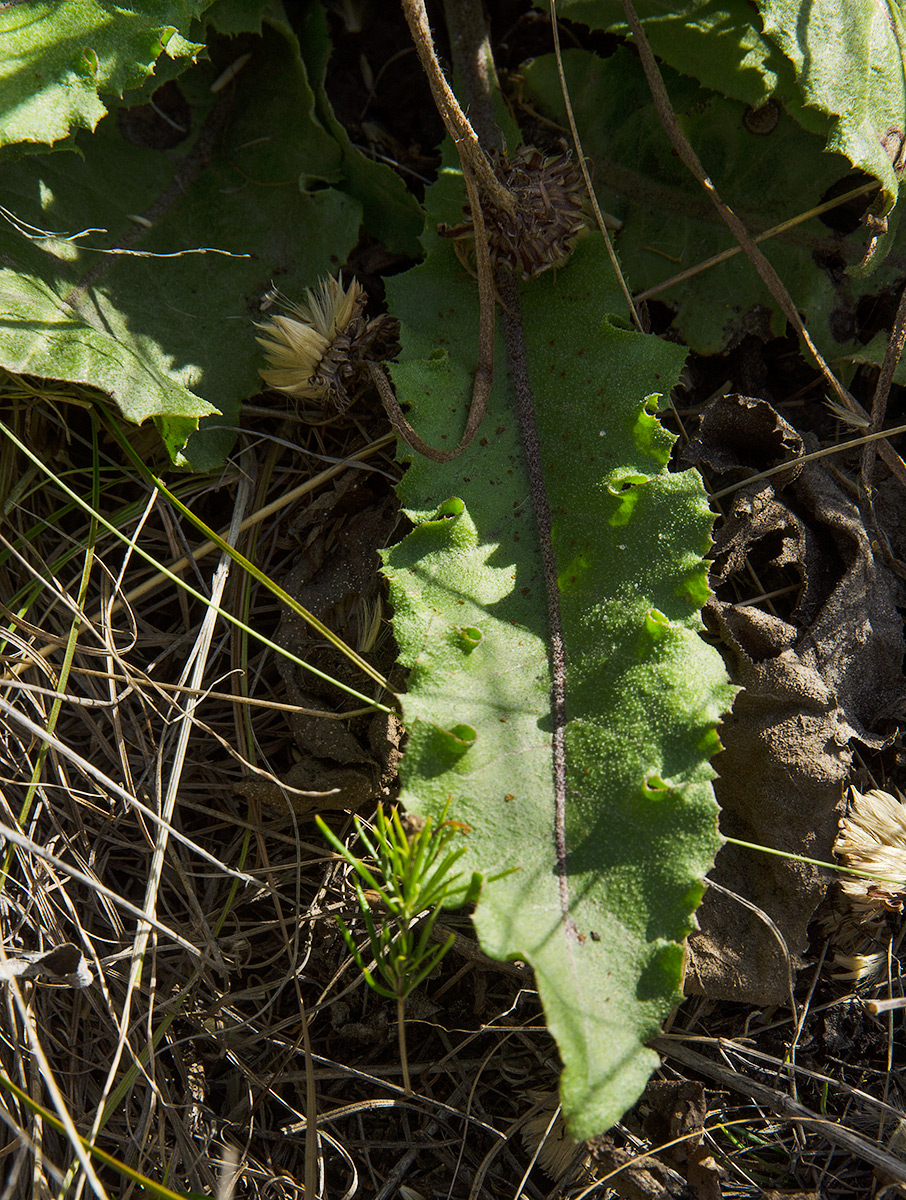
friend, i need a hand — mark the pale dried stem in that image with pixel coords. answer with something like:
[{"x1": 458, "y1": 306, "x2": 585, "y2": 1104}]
[
  {"x1": 97, "y1": 432, "x2": 395, "y2": 619},
  {"x1": 654, "y1": 1036, "x2": 906, "y2": 1183},
  {"x1": 88, "y1": 461, "x2": 253, "y2": 1145},
  {"x1": 634, "y1": 180, "x2": 879, "y2": 303},
  {"x1": 549, "y1": 0, "x2": 644, "y2": 332},
  {"x1": 711, "y1": 418, "x2": 906, "y2": 501},
  {"x1": 369, "y1": 161, "x2": 496, "y2": 460}
]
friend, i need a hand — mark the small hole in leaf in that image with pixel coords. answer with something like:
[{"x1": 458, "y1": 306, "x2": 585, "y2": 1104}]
[
  {"x1": 430, "y1": 496, "x2": 465, "y2": 522},
  {"x1": 607, "y1": 474, "x2": 646, "y2": 494},
  {"x1": 447, "y1": 724, "x2": 477, "y2": 747},
  {"x1": 643, "y1": 775, "x2": 670, "y2": 796},
  {"x1": 455, "y1": 625, "x2": 482, "y2": 652}
]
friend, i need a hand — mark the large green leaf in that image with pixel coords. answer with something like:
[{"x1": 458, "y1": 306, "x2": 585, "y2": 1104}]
[
  {"x1": 545, "y1": 0, "x2": 793, "y2": 104},
  {"x1": 755, "y1": 0, "x2": 906, "y2": 212},
  {"x1": 543, "y1": 1, "x2": 906, "y2": 212},
  {"x1": 0, "y1": 20, "x2": 363, "y2": 467},
  {"x1": 382, "y1": 163, "x2": 732, "y2": 1137},
  {"x1": 522, "y1": 48, "x2": 906, "y2": 356},
  {"x1": 0, "y1": 0, "x2": 209, "y2": 153},
  {"x1": 294, "y1": 2, "x2": 424, "y2": 258}
]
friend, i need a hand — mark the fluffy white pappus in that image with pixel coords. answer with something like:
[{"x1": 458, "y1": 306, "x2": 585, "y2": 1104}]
[
  {"x1": 836, "y1": 787, "x2": 906, "y2": 901},
  {"x1": 255, "y1": 276, "x2": 364, "y2": 400}
]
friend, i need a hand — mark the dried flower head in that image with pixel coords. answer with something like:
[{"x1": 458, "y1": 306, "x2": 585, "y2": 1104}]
[
  {"x1": 256, "y1": 275, "x2": 398, "y2": 413},
  {"x1": 442, "y1": 145, "x2": 587, "y2": 279},
  {"x1": 520, "y1": 1090, "x2": 590, "y2": 1185},
  {"x1": 831, "y1": 949, "x2": 889, "y2": 982},
  {"x1": 836, "y1": 786, "x2": 906, "y2": 907},
  {"x1": 824, "y1": 786, "x2": 906, "y2": 982}
]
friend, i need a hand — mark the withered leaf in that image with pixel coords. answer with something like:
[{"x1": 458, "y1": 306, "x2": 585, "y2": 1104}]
[{"x1": 681, "y1": 395, "x2": 904, "y2": 1003}]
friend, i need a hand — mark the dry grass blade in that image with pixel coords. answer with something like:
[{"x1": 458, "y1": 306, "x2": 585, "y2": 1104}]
[
  {"x1": 710, "y1": 418, "x2": 906, "y2": 501},
  {"x1": 1, "y1": 418, "x2": 390, "y2": 711},
  {"x1": 633, "y1": 180, "x2": 880, "y2": 302},
  {"x1": 0, "y1": 696, "x2": 255, "y2": 885},
  {"x1": 653, "y1": 1037, "x2": 906, "y2": 1183},
  {"x1": 549, "y1": 0, "x2": 645, "y2": 333},
  {"x1": 86, "y1": 455, "x2": 254, "y2": 1154},
  {"x1": 0, "y1": 372, "x2": 556, "y2": 1197},
  {"x1": 103, "y1": 430, "x2": 395, "y2": 616}
]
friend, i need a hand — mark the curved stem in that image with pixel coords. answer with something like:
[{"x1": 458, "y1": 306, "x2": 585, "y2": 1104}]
[
  {"x1": 369, "y1": 162, "x2": 496, "y2": 461},
  {"x1": 400, "y1": 0, "x2": 515, "y2": 216}
]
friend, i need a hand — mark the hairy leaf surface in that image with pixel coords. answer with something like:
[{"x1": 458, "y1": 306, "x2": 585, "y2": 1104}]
[
  {"x1": 547, "y1": 0, "x2": 798, "y2": 109},
  {"x1": 382, "y1": 166, "x2": 732, "y2": 1136},
  {"x1": 523, "y1": 48, "x2": 906, "y2": 356},
  {"x1": 548, "y1": 0, "x2": 906, "y2": 211},
  {"x1": 755, "y1": 0, "x2": 906, "y2": 211},
  {"x1": 0, "y1": 20, "x2": 363, "y2": 467},
  {"x1": 0, "y1": 1, "x2": 208, "y2": 153}
]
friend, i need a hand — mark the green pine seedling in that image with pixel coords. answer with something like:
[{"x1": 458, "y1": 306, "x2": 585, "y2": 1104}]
[{"x1": 316, "y1": 806, "x2": 484, "y2": 1093}]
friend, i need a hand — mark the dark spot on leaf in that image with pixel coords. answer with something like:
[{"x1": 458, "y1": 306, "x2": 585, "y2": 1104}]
[
  {"x1": 817, "y1": 171, "x2": 879, "y2": 234},
  {"x1": 743, "y1": 100, "x2": 780, "y2": 135},
  {"x1": 643, "y1": 775, "x2": 670, "y2": 795}
]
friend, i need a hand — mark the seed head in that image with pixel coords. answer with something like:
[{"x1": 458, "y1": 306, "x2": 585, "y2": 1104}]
[
  {"x1": 442, "y1": 146, "x2": 587, "y2": 279},
  {"x1": 825, "y1": 786, "x2": 906, "y2": 982},
  {"x1": 836, "y1": 786, "x2": 906, "y2": 906},
  {"x1": 255, "y1": 276, "x2": 398, "y2": 413}
]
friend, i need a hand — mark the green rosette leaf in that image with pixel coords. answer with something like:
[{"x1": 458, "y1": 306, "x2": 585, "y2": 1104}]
[{"x1": 382, "y1": 160, "x2": 733, "y2": 1137}]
